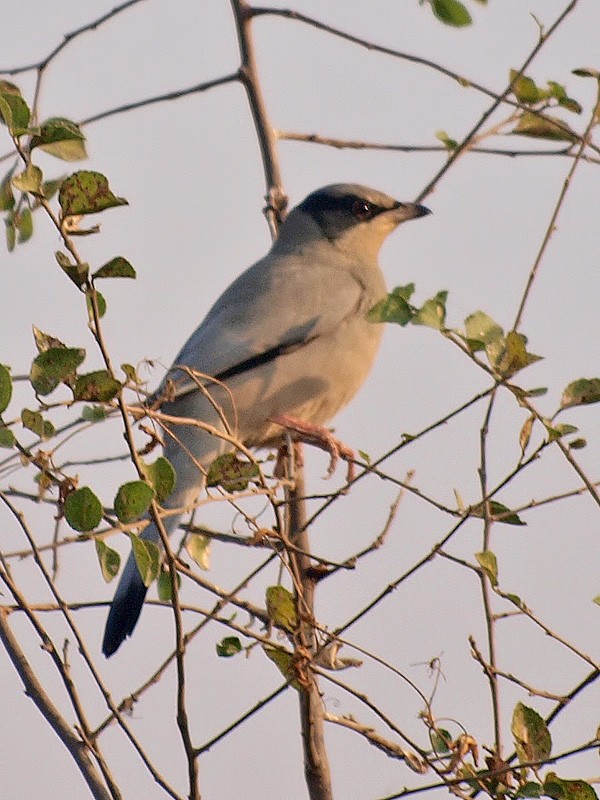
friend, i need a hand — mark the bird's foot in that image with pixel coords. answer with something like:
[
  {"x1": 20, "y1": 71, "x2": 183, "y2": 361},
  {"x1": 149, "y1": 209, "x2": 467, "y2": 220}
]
[{"x1": 271, "y1": 414, "x2": 355, "y2": 482}]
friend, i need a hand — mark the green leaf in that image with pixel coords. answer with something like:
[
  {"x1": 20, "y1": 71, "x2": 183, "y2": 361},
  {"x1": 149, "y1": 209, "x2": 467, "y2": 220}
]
[
  {"x1": 511, "y1": 702, "x2": 552, "y2": 764},
  {"x1": 512, "y1": 112, "x2": 578, "y2": 142},
  {"x1": 412, "y1": 290, "x2": 448, "y2": 330},
  {"x1": 12, "y1": 163, "x2": 43, "y2": 195},
  {"x1": 263, "y1": 645, "x2": 301, "y2": 690},
  {"x1": 58, "y1": 171, "x2": 128, "y2": 217},
  {"x1": 430, "y1": 729, "x2": 453, "y2": 754},
  {"x1": 5, "y1": 216, "x2": 15, "y2": 252},
  {"x1": 568, "y1": 438, "x2": 587, "y2": 450},
  {"x1": 266, "y1": 585, "x2": 297, "y2": 632},
  {"x1": 546, "y1": 82, "x2": 582, "y2": 114},
  {"x1": 495, "y1": 330, "x2": 542, "y2": 378},
  {"x1": 435, "y1": 130, "x2": 458, "y2": 150},
  {"x1": 93, "y1": 256, "x2": 136, "y2": 280},
  {"x1": 86, "y1": 289, "x2": 106, "y2": 318},
  {"x1": 81, "y1": 405, "x2": 108, "y2": 423},
  {"x1": 572, "y1": 68, "x2": 600, "y2": 79},
  {"x1": 544, "y1": 421, "x2": 579, "y2": 442},
  {"x1": 55, "y1": 251, "x2": 89, "y2": 287},
  {"x1": 64, "y1": 486, "x2": 103, "y2": 532},
  {"x1": 0, "y1": 424, "x2": 16, "y2": 448},
  {"x1": 186, "y1": 533, "x2": 211, "y2": 570},
  {"x1": 30, "y1": 347, "x2": 85, "y2": 396},
  {"x1": 216, "y1": 636, "x2": 242, "y2": 657},
  {"x1": 114, "y1": 480, "x2": 155, "y2": 524},
  {"x1": 0, "y1": 88, "x2": 31, "y2": 135},
  {"x1": 15, "y1": 207, "x2": 33, "y2": 244},
  {"x1": 509, "y1": 69, "x2": 541, "y2": 103},
  {"x1": 517, "y1": 782, "x2": 544, "y2": 798},
  {"x1": 475, "y1": 550, "x2": 498, "y2": 586},
  {"x1": 544, "y1": 774, "x2": 598, "y2": 800},
  {"x1": 206, "y1": 452, "x2": 260, "y2": 492},
  {"x1": 21, "y1": 408, "x2": 55, "y2": 439},
  {"x1": 32, "y1": 325, "x2": 66, "y2": 354},
  {"x1": 157, "y1": 566, "x2": 180, "y2": 600},
  {"x1": 30, "y1": 118, "x2": 87, "y2": 162},
  {"x1": 73, "y1": 370, "x2": 121, "y2": 402},
  {"x1": 140, "y1": 456, "x2": 176, "y2": 503},
  {"x1": 471, "y1": 500, "x2": 525, "y2": 526},
  {"x1": 41, "y1": 176, "x2": 64, "y2": 200},
  {"x1": 560, "y1": 378, "x2": 600, "y2": 409},
  {"x1": 368, "y1": 283, "x2": 415, "y2": 325},
  {"x1": 431, "y1": 0, "x2": 472, "y2": 27},
  {"x1": 127, "y1": 532, "x2": 160, "y2": 587},
  {"x1": 0, "y1": 364, "x2": 12, "y2": 414},
  {"x1": 464, "y1": 310, "x2": 503, "y2": 350},
  {"x1": 95, "y1": 540, "x2": 121, "y2": 583},
  {"x1": 0, "y1": 426, "x2": 15, "y2": 448},
  {"x1": 0, "y1": 167, "x2": 16, "y2": 211}
]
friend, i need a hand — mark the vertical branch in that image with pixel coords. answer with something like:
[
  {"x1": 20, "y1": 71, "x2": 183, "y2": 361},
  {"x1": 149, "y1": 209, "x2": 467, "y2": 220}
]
[
  {"x1": 477, "y1": 391, "x2": 502, "y2": 755},
  {"x1": 229, "y1": 5, "x2": 333, "y2": 796},
  {"x1": 286, "y1": 446, "x2": 333, "y2": 800}
]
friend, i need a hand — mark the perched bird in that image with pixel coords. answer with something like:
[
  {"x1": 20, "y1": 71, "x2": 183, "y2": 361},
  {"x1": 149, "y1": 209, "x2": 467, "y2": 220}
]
[{"x1": 102, "y1": 183, "x2": 430, "y2": 656}]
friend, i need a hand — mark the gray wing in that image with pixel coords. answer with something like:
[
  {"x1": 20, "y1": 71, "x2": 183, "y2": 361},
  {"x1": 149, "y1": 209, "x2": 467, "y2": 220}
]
[{"x1": 159, "y1": 252, "x2": 366, "y2": 399}]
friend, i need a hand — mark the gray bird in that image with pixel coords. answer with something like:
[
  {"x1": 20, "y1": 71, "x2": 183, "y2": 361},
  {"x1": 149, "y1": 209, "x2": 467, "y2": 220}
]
[{"x1": 102, "y1": 183, "x2": 430, "y2": 656}]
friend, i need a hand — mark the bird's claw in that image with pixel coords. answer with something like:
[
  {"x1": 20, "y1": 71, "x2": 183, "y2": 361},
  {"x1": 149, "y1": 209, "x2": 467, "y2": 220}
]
[{"x1": 271, "y1": 414, "x2": 355, "y2": 483}]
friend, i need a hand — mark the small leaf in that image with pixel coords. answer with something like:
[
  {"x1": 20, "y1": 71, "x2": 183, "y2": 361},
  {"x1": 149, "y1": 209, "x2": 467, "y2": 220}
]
[
  {"x1": 93, "y1": 256, "x2": 136, "y2": 280},
  {"x1": 55, "y1": 251, "x2": 89, "y2": 287},
  {"x1": 266, "y1": 585, "x2": 297, "y2": 632},
  {"x1": 412, "y1": 290, "x2": 447, "y2": 330},
  {"x1": 0, "y1": 167, "x2": 15, "y2": 211},
  {"x1": 568, "y1": 438, "x2": 587, "y2": 450},
  {"x1": 464, "y1": 310, "x2": 503, "y2": 351},
  {"x1": 127, "y1": 532, "x2": 160, "y2": 587},
  {"x1": 495, "y1": 331, "x2": 542, "y2": 378},
  {"x1": 368, "y1": 283, "x2": 415, "y2": 325},
  {"x1": 475, "y1": 550, "x2": 498, "y2": 586},
  {"x1": 12, "y1": 163, "x2": 43, "y2": 195},
  {"x1": 560, "y1": 378, "x2": 600, "y2": 409},
  {"x1": 59, "y1": 171, "x2": 128, "y2": 217},
  {"x1": 572, "y1": 68, "x2": 600, "y2": 79},
  {"x1": 543, "y1": 774, "x2": 598, "y2": 800},
  {"x1": 206, "y1": 452, "x2": 260, "y2": 491},
  {"x1": 30, "y1": 117, "x2": 87, "y2": 161},
  {"x1": 186, "y1": 533, "x2": 211, "y2": 570},
  {"x1": 21, "y1": 408, "x2": 55, "y2": 439},
  {"x1": 509, "y1": 69, "x2": 541, "y2": 104},
  {"x1": 30, "y1": 347, "x2": 85, "y2": 396},
  {"x1": 216, "y1": 636, "x2": 242, "y2": 657},
  {"x1": 435, "y1": 130, "x2": 458, "y2": 150},
  {"x1": 0, "y1": 89, "x2": 31, "y2": 135},
  {"x1": 140, "y1": 456, "x2": 175, "y2": 503},
  {"x1": 0, "y1": 364, "x2": 12, "y2": 414},
  {"x1": 95, "y1": 540, "x2": 120, "y2": 583},
  {"x1": 471, "y1": 500, "x2": 525, "y2": 526},
  {"x1": 41, "y1": 176, "x2": 63, "y2": 200},
  {"x1": 114, "y1": 480, "x2": 155, "y2": 524},
  {"x1": 431, "y1": 0, "x2": 472, "y2": 27},
  {"x1": 512, "y1": 112, "x2": 578, "y2": 142},
  {"x1": 32, "y1": 325, "x2": 66, "y2": 354},
  {"x1": 73, "y1": 370, "x2": 121, "y2": 402},
  {"x1": 86, "y1": 289, "x2": 107, "y2": 319},
  {"x1": 81, "y1": 405, "x2": 108, "y2": 423},
  {"x1": 519, "y1": 415, "x2": 534, "y2": 455},
  {"x1": 544, "y1": 421, "x2": 579, "y2": 442},
  {"x1": 517, "y1": 782, "x2": 544, "y2": 798},
  {"x1": 5, "y1": 216, "x2": 15, "y2": 252},
  {"x1": 263, "y1": 645, "x2": 301, "y2": 690},
  {"x1": 15, "y1": 207, "x2": 33, "y2": 243},
  {"x1": 0, "y1": 426, "x2": 15, "y2": 448},
  {"x1": 431, "y1": 729, "x2": 453, "y2": 754},
  {"x1": 511, "y1": 702, "x2": 552, "y2": 764},
  {"x1": 64, "y1": 486, "x2": 103, "y2": 532},
  {"x1": 157, "y1": 566, "x2": 181, "y2": 600}
]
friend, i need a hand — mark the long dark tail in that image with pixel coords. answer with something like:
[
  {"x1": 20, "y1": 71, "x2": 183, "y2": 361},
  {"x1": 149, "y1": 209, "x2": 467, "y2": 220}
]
[{"x1": 102, "y1": 551, "x2": 149, "y2": 657}]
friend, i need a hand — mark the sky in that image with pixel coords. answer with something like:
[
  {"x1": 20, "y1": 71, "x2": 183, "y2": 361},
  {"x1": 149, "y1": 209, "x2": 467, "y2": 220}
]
[{"x1": 1, "y1": 2, "x2": 599, "y2": 799}]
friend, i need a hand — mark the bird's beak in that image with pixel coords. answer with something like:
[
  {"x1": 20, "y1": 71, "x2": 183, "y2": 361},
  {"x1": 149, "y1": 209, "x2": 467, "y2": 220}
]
[{"x1": 393, "y1": 201, "x2": 431, "y2": 222}]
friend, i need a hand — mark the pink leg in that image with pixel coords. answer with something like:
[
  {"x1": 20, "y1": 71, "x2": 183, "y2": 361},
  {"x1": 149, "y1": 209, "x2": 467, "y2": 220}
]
[{"x1": 271, "y1": 414, "x2": 355, "y2": 482}]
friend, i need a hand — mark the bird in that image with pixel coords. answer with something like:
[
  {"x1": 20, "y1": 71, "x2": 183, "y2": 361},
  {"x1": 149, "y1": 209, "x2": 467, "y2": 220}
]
[{"x1": 102, "y1": 183, "x2": 430, "y2": 657}]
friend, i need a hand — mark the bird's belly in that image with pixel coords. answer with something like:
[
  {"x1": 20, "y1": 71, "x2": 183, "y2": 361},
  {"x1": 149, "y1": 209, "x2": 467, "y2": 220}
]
[{"x1": 227, "y1": 316, "x2": 383, "y2": 446}]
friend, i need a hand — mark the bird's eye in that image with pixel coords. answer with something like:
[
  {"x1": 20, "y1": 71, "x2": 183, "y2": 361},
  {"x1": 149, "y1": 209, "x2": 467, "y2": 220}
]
[{"x1": 352, "y1": 199, "x2": 375, "y2": 221}]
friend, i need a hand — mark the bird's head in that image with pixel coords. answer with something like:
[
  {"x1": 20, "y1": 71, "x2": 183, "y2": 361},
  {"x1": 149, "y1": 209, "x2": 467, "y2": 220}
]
[{"x1": 274, "y1": 183, "x2": 430, "y2": 263}]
